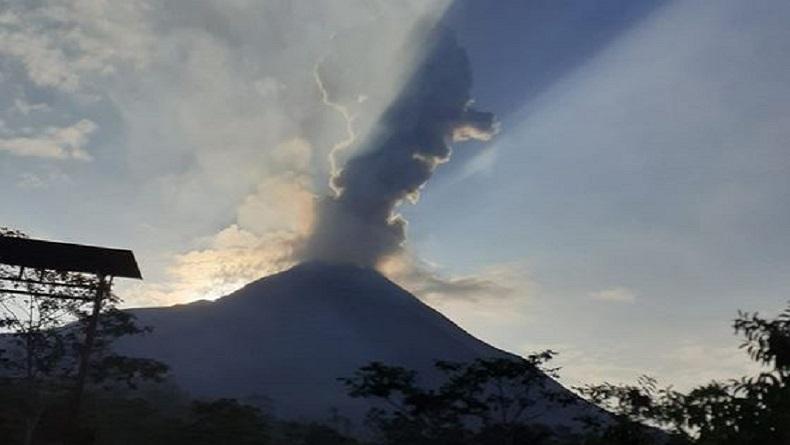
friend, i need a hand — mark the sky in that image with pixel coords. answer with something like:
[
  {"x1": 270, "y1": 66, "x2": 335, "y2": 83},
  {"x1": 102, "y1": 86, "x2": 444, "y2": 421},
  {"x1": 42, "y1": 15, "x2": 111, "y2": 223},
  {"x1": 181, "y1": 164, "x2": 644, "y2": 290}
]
[{"x1": 1, "y1": 0, "x2": 789, "y2": 390}]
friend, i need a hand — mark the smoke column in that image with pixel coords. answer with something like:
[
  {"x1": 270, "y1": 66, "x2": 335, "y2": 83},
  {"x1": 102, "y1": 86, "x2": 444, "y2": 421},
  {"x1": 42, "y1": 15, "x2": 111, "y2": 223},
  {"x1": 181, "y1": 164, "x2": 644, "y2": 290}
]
[{"x1": 305, "y1": 28, "x2": 497, "y2": 267}]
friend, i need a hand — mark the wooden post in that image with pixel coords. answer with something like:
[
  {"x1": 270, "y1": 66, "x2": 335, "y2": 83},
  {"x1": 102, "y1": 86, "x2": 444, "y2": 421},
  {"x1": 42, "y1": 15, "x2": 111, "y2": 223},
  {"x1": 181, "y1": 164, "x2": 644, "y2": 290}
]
[{"x1": 66, "y1": 274, "x2": 109, "y2": 439}]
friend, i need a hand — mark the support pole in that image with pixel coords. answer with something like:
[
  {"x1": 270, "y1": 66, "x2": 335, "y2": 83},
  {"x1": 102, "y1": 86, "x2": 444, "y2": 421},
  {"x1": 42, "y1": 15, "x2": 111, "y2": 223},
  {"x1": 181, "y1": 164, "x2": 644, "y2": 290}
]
[{"x1": 66, "y1": 274, "x2": 109, "y2": 439}]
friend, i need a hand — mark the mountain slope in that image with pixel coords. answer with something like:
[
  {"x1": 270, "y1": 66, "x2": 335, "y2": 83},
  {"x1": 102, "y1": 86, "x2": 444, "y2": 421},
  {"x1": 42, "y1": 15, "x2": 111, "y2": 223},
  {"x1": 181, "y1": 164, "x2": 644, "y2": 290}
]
[{"x1": 118, "y1": 262, "x2": 588, "y2": 424}]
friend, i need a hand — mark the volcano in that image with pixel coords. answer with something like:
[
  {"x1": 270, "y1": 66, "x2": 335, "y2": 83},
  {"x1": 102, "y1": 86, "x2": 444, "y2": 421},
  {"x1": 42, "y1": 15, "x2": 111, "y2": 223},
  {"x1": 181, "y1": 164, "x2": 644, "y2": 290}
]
[{"x1": 118, "y1": 262, "x2": 592, "y2": 426}]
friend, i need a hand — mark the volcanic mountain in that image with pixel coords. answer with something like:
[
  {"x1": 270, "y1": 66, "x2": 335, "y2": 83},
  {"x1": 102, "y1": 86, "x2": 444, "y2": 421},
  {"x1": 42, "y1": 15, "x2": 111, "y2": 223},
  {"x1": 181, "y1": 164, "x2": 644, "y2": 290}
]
[{"x1": 118, "y1": 262, "x2": 592, "y2": 425}]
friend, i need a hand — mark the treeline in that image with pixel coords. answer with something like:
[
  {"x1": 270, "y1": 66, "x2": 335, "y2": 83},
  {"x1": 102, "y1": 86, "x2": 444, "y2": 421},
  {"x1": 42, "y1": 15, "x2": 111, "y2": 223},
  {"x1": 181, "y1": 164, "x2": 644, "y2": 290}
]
[
  {"x1": 0, "y1": 387, "x2": 358, "y2": 445},
  {"x1": 2, "y1": 228, "x2": 790, "y2": 444},
  {"x1": 2, "y1": 300, "x2": 788, "y2": 444},
  {"x1": 338, "y1": 303, "x2": 790, "y2": 445},
  {"x1": 0, "y1": 230, "x2": 358, "y2": 444}
]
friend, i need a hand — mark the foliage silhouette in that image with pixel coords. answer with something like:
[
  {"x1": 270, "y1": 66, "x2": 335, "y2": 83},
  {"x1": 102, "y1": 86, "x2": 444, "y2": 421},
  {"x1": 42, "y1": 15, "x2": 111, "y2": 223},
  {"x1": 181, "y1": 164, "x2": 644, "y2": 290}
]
[
  {"x1": 341, "y1": 351, "x2": 575, "y2": 444},
  {"x1": 340, "y1": 302, "x2": 790, "y2": 444},
  {"x1": 575, "y1": 302, "x2": 790, "y2": 445},
  {"x1": 0, "y1": 227, "x2": 167, "y2": 444}
]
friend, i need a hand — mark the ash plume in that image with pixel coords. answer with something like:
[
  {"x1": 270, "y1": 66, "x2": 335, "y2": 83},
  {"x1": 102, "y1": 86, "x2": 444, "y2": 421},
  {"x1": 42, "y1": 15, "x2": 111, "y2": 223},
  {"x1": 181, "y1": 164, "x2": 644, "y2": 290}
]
[{"x1": 305, "y1": 28, "x2": 497, "y2": 267}]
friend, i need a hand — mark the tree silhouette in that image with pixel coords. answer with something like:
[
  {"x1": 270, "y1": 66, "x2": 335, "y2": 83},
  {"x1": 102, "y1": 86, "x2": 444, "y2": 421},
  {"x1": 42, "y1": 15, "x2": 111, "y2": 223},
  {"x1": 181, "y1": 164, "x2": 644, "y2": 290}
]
[
  {"x1": 575, "y1": 302, "x2": 790, "y2": 445},
  {"x1": 179, "y1": 398, "x2": 270, "y2": 445},
  {"x1": 0, "y1": 227, "x2": 167, "y2": 444},
  {"x1": 341, "y1": 351, "x2": 574, "y2": 444}
]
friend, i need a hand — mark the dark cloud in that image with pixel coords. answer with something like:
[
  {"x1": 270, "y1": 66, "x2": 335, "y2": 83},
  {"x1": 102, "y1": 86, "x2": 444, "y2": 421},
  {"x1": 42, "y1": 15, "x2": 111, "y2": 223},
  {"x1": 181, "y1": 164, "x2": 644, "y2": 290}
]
[
  {"x1": 399, "y1": 265, "x2": 513, "y2": 302},
  {"x1": 305, "y1": 28, "x2": 497, "y2": 266}
]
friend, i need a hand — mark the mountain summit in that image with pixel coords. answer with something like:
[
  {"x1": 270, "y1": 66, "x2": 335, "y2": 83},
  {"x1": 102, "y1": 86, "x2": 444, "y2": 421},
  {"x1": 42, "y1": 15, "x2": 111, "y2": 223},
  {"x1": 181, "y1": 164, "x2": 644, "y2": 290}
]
[{"x1": 119, "y1": 262, "x2": 587, "y2": 424}]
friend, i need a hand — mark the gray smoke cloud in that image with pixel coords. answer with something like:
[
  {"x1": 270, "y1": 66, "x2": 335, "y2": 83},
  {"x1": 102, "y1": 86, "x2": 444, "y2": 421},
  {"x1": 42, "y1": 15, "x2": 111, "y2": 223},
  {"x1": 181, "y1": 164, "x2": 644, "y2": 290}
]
[{"x1": 305, "y1": 28, "x2": 498, "y2": 267}]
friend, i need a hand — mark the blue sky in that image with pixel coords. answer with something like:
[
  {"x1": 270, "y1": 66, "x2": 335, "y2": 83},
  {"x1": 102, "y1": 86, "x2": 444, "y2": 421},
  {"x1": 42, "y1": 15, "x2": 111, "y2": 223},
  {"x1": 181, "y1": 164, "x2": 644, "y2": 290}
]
[{"x1": 2, "y1": 0, "x2": 789, "y2": 389}]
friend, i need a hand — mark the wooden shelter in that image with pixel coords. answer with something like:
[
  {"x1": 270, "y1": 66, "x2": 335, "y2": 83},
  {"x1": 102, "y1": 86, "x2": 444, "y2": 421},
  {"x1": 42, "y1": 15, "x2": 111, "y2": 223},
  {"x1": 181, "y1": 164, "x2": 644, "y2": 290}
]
[{"x1": 0, "y1": 234, "x2": 143, "y2": 434}]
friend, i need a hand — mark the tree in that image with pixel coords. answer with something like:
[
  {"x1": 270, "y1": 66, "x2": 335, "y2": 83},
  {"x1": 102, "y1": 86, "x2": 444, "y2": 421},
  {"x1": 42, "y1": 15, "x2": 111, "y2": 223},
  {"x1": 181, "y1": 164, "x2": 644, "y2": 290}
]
[
  {"x1": 341, "y1": 351, "x2": 574, "y2": 445},
  {"x1": 574, "y1": 376, "x2": 688, "y2": 445},
  {"x1": 178, "y1": 398, "x2": 270, "y2": 445},
  {"x1": 0, "y1": 227, "x2": 168, "y2": 444},
  {"x1": 272, "y1": 421, "x2": 361, "y2": 445},
  {"x1": 575, "y1": 302, "x2": 790, "y2": 445}
]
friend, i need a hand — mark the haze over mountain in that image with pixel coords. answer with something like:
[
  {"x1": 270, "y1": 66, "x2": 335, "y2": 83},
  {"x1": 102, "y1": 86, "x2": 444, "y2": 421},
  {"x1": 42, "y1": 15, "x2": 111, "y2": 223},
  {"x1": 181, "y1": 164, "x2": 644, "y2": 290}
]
[
  {"x1": 108, "y1": 17, "x2": 549, "y2": 429},
  {"x1": 118, "y1": 261, "x2": 593, "y2": 425}
]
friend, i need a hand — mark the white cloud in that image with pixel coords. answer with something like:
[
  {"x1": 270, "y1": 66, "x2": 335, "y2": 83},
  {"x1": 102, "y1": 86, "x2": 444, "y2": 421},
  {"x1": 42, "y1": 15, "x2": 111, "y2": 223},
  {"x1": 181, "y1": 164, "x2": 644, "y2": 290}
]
[
  {"x1": 125, "y1": 225, "x2": 302, "y2": 306},
  {"x1": 16, "y1": 169, "x2": 71, "y2": 189},
  {"x1": 0, "y1": 0, "x2": 456, "y2": 309},
  {"x1": 590, "y1": 286, "x2": 637, "y2": 303},
  {"x1": 126, "y1": 138, "x2": 318, "y2": 305},
  {"x1": 521, "y1": 344, "x2": 648, "y2": 388},
  {"x1": 0, "y1": 119, "x2": 97, "y2": 160},
  {"x1": 16, "y1": 172, "x2": 47, "y2": 189},
  {"x1": 253, "y1": 77, "x2": 284, "y2": 98},
  {"x1": 123, "y1": 151, "x2": 316, "y2": 306},
  {"x1": 0, "y1": 1, "x2": 154, "y2": 92},
  {"x1": 0, "y1": 30, "x2": 80, "y2": 91},
  {"x1": 540, "y1": 339, "x2": 759, "y2": 391},
  {"x1": 657, "y1": 341, "x2": 760, "y2": 389},
  {"x1": 12, "y1": 97, "x2": 51, "y2": 115}
]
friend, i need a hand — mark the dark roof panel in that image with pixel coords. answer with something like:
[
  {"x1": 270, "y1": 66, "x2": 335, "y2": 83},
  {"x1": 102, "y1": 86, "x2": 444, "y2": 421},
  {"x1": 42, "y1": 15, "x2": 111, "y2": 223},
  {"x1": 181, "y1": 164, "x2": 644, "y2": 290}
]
[{"x1": 0, "y1": 236, "x2": 142, "y2": 279}]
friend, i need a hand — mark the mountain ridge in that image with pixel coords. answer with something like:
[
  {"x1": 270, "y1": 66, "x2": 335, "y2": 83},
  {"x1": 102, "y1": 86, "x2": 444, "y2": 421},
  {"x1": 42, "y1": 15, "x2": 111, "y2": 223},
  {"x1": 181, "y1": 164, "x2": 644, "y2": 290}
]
[{"x1": 117, "y1": 262, "x2": 588, "y2": 425}]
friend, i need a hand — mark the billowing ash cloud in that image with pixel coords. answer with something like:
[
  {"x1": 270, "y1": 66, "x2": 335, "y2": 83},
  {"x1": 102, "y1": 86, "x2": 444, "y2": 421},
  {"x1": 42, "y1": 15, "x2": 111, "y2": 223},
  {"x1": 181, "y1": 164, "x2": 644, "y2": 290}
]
[{"x1": 305, "y1": 28, "x2": 498, "y2": 267}]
